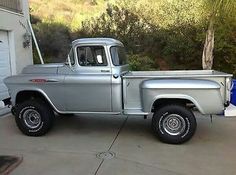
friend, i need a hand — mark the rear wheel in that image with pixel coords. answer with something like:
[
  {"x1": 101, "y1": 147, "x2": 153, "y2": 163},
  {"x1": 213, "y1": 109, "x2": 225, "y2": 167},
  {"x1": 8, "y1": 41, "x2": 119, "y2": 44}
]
[
  {"x1": 152, "y1": 104, "x2": 197, "y2": 144},
  {"x1": 15, "y1": 99, "x2": 54, "y2": 136}
]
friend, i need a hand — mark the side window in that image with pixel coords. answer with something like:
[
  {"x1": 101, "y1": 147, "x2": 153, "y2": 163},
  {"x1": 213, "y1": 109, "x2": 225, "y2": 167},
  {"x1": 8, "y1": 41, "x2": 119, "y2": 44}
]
[{"x1": 77, "y1": 46, "x2": 107, "y2": 66}]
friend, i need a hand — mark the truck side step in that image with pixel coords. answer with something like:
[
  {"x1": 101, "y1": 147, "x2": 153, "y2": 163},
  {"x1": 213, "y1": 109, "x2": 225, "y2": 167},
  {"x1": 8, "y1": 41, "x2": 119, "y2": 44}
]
[{"x1": 123, "y1": 109, "x2": 149, "y2": 115}]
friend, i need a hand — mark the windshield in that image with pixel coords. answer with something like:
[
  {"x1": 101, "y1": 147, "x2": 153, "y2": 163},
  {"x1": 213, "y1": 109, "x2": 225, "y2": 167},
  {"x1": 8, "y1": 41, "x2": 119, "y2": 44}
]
[{"x1": 110, "y1": 46, "x2": 128, "y2": 66}]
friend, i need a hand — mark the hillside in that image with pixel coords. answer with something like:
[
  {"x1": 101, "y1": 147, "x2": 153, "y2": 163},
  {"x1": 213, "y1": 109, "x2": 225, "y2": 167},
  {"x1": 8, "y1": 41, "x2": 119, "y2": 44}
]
[
  {"x1": 29, "y1": 0, "x2": 204, "y2": 30},
  {"x1": 29, "y1": 0, "x2": 116, "y2": 30},
  {"x1": 29, "y1": 0, "x2": 236, "y2": 74}
]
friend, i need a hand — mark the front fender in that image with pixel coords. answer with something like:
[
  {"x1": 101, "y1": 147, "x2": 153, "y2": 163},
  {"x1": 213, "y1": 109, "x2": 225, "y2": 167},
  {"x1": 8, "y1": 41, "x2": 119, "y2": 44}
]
[
  {"x1": 140, "y1": 79, "x2": 224, "y2": 114},
  {"x1": 11, "y1": 88, "x2": 62, "y2": 113},
  {"x1": 4, "y1": 74, "x2": 65, "y2": 112}
]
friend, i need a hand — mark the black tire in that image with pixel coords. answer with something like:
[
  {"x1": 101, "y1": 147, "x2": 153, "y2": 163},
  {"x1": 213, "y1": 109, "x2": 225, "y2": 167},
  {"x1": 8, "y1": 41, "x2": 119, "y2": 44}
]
[
  {"x1": 15, "y1": 99, "x2": 54, "y2": 136},
  {"x1": 152, "y1": 104, "x2": 197, "y2": 144}
]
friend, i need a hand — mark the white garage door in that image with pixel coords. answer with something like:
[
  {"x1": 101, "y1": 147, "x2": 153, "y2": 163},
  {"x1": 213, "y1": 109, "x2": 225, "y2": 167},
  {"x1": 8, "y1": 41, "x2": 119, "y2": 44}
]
[{"x1": 0, "y1": 30, "x2": 11, "y2": 101}]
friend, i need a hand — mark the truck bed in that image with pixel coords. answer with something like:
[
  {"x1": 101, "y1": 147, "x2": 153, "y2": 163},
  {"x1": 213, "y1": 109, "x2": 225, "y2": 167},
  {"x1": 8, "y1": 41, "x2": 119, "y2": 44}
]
[
  {"x1": 122, "y1": 70, "x2": 232, "y2": 114},
  {"x1": 124, "y1": 70, "x2": 232, "y2": 78}
]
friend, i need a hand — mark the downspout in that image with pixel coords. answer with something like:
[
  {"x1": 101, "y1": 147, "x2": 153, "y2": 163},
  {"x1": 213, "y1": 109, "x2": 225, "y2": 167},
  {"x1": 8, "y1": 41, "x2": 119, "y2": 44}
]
[{"x1": 27, "y1": 19, "x2": 44, "y2": 64}]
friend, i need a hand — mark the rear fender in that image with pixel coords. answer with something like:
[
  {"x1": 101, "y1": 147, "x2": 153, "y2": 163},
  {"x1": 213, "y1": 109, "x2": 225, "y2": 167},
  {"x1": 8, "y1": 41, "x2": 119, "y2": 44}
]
[
  {"x1": 151, "y1": 94, "x2": 204, "y2": 113},
  {"x1": 140, "y1": 79, "x2": 224, "y2": 114}
]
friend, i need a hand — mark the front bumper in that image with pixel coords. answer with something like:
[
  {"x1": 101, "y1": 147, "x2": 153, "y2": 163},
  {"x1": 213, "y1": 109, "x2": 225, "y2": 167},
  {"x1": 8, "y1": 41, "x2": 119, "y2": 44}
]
[{"x1": 0, "y1": 98, "x2": 11, "y2": 108}]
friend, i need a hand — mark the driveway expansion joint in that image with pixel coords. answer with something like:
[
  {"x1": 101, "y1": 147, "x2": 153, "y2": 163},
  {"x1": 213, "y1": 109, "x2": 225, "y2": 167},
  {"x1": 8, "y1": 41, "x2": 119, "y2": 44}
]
[{"x1": 94, "y1": 116, "x2": 128, "y2": 175}]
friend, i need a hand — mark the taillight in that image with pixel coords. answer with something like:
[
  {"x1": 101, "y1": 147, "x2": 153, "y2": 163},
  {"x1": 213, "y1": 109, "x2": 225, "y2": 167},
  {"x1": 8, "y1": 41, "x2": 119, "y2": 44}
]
[{"x1": 226, "y1": 77, "x2": 232, "y2": 103}]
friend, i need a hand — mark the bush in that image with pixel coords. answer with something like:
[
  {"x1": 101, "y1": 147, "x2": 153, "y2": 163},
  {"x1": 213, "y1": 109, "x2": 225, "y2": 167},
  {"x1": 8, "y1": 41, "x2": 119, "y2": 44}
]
[
  {"x1": 33, "y1": 21, "x2": 71, "y2": 63},
  {"x1": 76, "y1": 5, "x2": 153, "y2": 54},
  {"x1": 30, "y1": 2, "x2": 236, "y2": 75},
  {"x1": 75, "y1": 5, "x2": 204, "y2": 70},
  {"x1": 155, "y1": 23, "x2": 204, "y2": 70},
  {"x1": 128, "y1": 54, "x2": 157, "y2": 71},
  {"x1": 213, "y1": 17, "x2": 236, "y2": 75}
]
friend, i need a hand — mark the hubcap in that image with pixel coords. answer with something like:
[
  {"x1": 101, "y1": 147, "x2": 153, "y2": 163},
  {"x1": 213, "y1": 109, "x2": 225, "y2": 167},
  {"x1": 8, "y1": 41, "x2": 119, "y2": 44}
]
[
  {"x1": 162, "y1": 114, "x2": 186, "y2": 136},
  {"x1": 22, "y1": 109, "x2": 41, "y2": 129}
]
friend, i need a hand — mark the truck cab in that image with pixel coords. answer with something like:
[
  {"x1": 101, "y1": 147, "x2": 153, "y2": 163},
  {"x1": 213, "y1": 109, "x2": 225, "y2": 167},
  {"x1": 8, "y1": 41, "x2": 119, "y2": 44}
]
[{"x1": 61, "y1": 38, "x2": 128, "y2": 113}]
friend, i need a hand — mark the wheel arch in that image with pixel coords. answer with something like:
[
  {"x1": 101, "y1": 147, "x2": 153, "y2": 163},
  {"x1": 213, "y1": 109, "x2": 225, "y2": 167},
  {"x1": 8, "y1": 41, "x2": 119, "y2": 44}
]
[
  {"x1": 150, "y1": 95, "x2": 205, "y2": 114},
  {"x1": 15, "y1": 90, "x2": 58, "y2": 112}
]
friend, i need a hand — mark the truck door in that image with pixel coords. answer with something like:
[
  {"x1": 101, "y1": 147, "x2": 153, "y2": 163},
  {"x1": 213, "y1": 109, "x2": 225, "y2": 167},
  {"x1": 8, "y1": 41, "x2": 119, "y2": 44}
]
[{"x1": 64, "y1": 45, "x2": 112, "y2": 112}]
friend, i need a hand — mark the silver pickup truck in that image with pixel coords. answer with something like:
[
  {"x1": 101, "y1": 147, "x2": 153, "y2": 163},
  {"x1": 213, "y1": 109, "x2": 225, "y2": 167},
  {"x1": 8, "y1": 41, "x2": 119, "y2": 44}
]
[{"x1": 4, "y1": 38, "x2": 233, "y2": 144}]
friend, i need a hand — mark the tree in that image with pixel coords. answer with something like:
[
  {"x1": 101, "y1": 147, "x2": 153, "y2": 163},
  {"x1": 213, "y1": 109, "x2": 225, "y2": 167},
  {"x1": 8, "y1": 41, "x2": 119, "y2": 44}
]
[{"x1": 202, "y1": 0, "x2": 236, "y2": 70}]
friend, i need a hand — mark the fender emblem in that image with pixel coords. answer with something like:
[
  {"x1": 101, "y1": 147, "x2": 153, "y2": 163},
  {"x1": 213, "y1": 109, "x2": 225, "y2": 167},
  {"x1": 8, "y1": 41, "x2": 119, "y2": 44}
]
[{"x1": 30, "y1": 79, "x2": 47, "y2": 83}]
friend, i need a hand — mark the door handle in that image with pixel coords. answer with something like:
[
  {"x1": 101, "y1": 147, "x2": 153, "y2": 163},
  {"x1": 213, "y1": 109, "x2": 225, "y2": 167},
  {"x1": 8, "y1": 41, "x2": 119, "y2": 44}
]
[{"x1": 101, "y1": 70, "x2": 110, "y2": 73}]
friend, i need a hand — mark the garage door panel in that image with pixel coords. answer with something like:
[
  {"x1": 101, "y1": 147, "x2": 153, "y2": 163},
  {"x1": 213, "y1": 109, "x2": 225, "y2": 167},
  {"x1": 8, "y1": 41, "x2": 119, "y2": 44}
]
[
  {"x1": 0, "y1": 31, "x2": 11, "y2": 101},
  {"x1": 0, "y1": 31, "x2": 9, "y2": 49}
]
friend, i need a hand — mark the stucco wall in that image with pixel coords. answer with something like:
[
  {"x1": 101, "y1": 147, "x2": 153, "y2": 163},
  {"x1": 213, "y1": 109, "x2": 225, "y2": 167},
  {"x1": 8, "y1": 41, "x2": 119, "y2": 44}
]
[{"x1": 0, "y1": 0, "x2": 33, "y2": 75}]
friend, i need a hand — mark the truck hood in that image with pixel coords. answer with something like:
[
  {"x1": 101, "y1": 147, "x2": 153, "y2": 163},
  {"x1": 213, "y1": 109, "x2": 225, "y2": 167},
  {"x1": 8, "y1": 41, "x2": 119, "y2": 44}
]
[{"x1": 22, "y1": 63, "x2": 65, "y2": 74}]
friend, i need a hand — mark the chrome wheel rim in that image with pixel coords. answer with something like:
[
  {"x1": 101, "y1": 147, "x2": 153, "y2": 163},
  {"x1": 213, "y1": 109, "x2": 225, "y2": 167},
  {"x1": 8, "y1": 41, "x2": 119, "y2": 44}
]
[
  {"x1": 162, "y1": 114, "x2": 186, "y2": 136},
  {"x1": 22, "y1": 109, "x2": 41, "y2": 129}
]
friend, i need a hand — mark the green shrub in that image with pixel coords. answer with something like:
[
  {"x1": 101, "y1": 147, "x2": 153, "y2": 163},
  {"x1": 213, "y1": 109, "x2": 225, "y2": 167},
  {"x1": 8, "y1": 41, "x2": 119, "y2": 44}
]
[
  {"x1": 76, "y1": 5, "x2": 204, "y2": 70},
  {"x1": 128, "y1": 54, "x2": 158, "y2": 71},
  {"x1": 76, "y1": 4, "x2": 153, "y2": 53},
  {"x1": 33, "y1": 21, "x2": 71, "y2": 63},
  {"x1": 30, "y1": 1, "x2": 236, "y2": 75},
  {"x1": 155, "y1": 23, "x2": 204, "y2": 70},
  {"x1": 213, "y1": 17, "x2": 236, "y2": 75}
]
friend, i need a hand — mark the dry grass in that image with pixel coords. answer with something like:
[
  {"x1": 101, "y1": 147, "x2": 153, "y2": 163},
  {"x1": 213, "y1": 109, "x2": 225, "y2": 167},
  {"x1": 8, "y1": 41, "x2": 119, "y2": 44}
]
[{"x1": 29, "y1": 0, "x2": 116, "y2": 30}]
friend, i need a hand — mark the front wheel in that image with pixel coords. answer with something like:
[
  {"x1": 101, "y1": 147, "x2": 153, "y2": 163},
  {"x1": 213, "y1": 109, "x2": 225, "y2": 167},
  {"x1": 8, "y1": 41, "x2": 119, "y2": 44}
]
[
  {"x1": 152, "y1": 104, "x2": 197, "y2": 144},
  {"x1": 15, "y1": 99, "x2": 54, "y2": 136}
]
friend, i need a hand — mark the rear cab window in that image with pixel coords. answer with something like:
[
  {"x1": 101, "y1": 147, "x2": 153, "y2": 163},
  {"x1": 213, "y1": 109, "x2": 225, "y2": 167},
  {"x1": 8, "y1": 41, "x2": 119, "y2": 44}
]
[{"x1": 110, "y1": 46, "x2": 128, "y2": 66}]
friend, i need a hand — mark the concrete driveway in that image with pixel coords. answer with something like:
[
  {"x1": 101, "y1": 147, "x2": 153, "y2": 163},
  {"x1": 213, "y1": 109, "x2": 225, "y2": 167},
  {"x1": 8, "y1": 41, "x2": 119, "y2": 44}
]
[{"x1": 0, "y1": 113, "x2": 236, "y2": 175}]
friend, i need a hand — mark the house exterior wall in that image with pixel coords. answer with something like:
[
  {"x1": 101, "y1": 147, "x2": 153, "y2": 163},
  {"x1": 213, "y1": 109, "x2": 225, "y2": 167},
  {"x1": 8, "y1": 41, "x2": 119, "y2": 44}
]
[
  {"x1": 0, "y1": 0, "x2": 33, "y2": 115},
  {"x1": 0, "y1": 0, "x2": 33, "y2": 75}
]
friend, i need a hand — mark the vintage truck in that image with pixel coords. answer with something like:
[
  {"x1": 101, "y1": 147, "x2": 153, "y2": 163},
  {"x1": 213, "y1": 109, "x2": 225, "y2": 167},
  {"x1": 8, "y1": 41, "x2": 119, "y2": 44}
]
[{"x1": 3, "y1": 38, "x2": 233, "y2": 144}]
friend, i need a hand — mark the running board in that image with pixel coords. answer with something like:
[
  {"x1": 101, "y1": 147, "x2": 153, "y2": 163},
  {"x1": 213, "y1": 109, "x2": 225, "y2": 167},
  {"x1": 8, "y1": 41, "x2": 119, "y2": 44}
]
[{"x1": 123, "y1": 109, "x2": 149, "y2": 115}]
